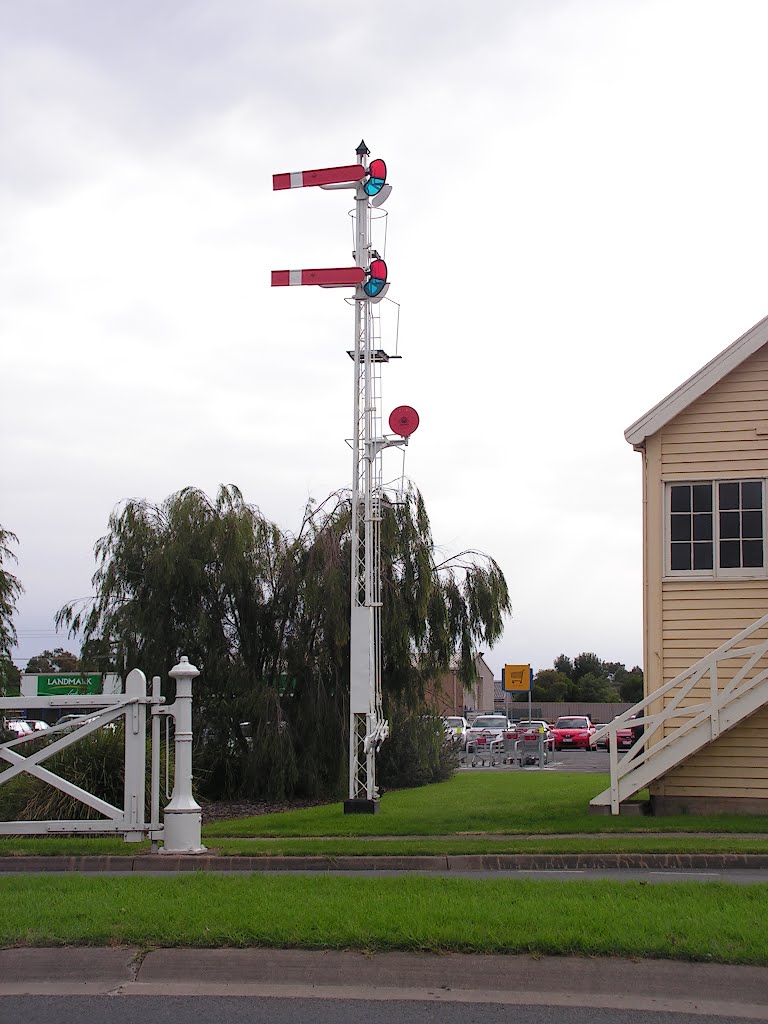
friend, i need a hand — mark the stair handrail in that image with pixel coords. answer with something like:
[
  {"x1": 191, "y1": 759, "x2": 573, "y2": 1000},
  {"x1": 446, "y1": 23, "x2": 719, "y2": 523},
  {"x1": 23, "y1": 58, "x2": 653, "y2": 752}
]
[{"x1": 592, "y1": 610, "x2": 768, "y2": 812}]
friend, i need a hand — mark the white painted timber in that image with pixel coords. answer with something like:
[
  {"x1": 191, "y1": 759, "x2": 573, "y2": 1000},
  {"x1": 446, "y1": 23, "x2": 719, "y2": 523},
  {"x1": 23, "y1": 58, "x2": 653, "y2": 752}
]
[{"x1": 590, "y1": 611, "x2": 768, "y2": 813}]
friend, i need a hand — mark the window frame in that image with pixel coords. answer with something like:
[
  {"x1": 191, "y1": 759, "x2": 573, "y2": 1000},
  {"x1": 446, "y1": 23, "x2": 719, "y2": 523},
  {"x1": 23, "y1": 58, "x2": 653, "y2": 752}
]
[{"x1": 664, "y1": 478, "x2": 767, "y2": 580}]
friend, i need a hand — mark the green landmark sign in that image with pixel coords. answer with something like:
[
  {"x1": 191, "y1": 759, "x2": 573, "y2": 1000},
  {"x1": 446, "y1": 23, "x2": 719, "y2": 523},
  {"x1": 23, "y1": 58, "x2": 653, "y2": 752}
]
[{"x1": 36, "y1": 674, "x2": 102, "y2": 696}]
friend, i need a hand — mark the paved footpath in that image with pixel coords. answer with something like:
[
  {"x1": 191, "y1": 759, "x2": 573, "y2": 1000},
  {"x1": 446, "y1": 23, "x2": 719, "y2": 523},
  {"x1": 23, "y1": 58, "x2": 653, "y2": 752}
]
[{"x1": 2, "y1": 947, "x2": 768, "y2": 1019}]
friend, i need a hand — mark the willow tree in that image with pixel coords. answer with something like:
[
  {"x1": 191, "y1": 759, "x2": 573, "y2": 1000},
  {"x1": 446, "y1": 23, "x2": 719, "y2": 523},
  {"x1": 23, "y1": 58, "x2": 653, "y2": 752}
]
[
  {"x1": 58, "y1": 484, "x2": 510, "y2": 799},
  {"x1": 0, "y1": 527, "x2": 23, "y2": 696}
]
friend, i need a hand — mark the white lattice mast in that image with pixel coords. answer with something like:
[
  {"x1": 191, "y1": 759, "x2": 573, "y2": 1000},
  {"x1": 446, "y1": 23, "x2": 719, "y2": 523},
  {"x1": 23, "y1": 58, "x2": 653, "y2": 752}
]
[
  {"x1": 272, "y1": 138, "x2": 417, "y2": 814},
  {"x1": 348, "y1": 139, "x2": 386, "y2": 811}
]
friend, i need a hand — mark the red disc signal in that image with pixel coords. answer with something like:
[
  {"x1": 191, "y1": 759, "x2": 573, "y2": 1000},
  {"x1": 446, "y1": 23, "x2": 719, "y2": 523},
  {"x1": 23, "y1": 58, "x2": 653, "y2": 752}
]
[{"x1": 389, "y1": 406, "x2": 420, "y2": 437}]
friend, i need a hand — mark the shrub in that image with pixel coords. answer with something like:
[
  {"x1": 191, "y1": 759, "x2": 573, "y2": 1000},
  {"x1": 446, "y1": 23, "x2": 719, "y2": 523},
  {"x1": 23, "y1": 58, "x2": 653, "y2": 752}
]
[
  {"x1": 0, "y1": 723, "x2": 175, "y2": 824},
  {"x1": 377, "y1": 706, "x2": 460, "y2": 790}
]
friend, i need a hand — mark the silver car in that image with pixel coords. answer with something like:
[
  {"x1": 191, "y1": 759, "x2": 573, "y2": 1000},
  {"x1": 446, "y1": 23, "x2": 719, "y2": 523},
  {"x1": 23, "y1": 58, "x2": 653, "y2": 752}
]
[{"x1": 465, "y1": 715, "x2": 511, "y2": 750}]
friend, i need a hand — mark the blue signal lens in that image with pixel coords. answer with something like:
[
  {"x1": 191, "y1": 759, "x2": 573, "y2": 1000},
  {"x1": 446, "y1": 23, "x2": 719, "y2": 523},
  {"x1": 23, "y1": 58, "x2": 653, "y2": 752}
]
[
  {"x1": 364, "y1": 176, "x2": 385, "y2": 197},
  {"x1": 364, "y1": 277, "x2": 386, "y2": 297}
]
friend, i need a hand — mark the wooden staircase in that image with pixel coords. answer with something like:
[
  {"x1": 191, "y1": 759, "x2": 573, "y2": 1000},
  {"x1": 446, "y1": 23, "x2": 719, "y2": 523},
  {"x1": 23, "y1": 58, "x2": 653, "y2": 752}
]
[{"x1": 590, "y1": 612, "x2": 768, "y2": 814}]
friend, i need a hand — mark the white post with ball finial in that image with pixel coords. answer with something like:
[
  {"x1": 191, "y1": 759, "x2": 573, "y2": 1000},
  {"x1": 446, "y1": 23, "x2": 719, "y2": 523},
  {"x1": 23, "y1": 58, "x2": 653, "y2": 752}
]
[{"x1": 159, "y1": 656, "x2": 207, "y2": 854}]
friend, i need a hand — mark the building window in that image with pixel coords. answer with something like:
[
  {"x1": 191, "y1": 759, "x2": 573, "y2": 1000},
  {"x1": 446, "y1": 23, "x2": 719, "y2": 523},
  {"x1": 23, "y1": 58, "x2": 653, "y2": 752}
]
[{"x1": 668, "y1": 480, "x2": 765, "y2": 576}]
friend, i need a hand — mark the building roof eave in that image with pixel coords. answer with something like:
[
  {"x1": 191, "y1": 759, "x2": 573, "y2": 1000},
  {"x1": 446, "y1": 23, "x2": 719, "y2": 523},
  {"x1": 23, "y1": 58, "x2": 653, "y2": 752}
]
[{"x1": 624, "y1": 312, "x2": 768, "y2": 448}]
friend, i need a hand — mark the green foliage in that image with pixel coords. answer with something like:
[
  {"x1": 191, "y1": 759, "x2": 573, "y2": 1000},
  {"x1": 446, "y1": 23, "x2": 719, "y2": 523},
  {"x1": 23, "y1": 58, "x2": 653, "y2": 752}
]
[
  {"x1": 0, "y1": 727, "x2": 125, "y2": 822},
  {"x1": 553, "y1": 654, "x2": 573, "y2": 679},
  {"x1": 0, "y1": 527, "x2": 22, "y2": 662},
  {"x1": 533, "y1": 654, "x2": 643, "y2": 704},
  {"x1": 575, "y1": 671, "x2": 621, "y2": 703},
  {"x1": 0, "y1": 725, "x2": 172, "y2": 824},
  {"x1": 530, "y1": 668, "x2": 573, "y2": 701},
  {"x1": 57, "y1": 484, "x2": 510, "y2": 801},
  {"x1": 24, "y1": 648, "x2": 80, "y2": 674},
  {"x1": 572, "y1": 652, "x2": 603, "y2": 681},
  {"x1": 0, "y1": 658, "x2": 20, "y2": 697},
  {"x1": 377, "y1": 707, "x2": 460, "y2": 790},
  {"x1": 615, "y1": 666, "x2": 644, "y2": 703}
]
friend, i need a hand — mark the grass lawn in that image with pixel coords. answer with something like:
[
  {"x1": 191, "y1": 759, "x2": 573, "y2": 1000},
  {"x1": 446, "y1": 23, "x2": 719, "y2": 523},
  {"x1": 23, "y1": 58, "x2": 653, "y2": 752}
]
[
  {"x1": 1, "y1": 873, "x2": 767, "y2": 964},
  {"x1": 203, "y1": 772, "x2": 768, "y2": 838},
  {"x1": 4, "y1": 773, "x2": 768, "y2": 858}
]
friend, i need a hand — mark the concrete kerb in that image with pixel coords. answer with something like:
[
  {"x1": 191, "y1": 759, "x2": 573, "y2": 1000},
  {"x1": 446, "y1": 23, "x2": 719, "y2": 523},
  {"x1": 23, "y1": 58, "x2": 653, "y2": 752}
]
[
  {"x1": 3, "y1": 851, "x2": 768, "y2": 872},
  {"x1": 3, "y1": 947, "x2": 768, "y2": 1017}
]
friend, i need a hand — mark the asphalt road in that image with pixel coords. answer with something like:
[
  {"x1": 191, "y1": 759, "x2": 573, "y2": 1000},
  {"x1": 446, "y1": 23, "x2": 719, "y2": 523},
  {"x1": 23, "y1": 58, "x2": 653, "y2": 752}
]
[
  {"x1": 3, "y1": 995, "x2": 762, "y2": 1024},
  {"x1": 460, "y1": 747, "x2": 624, "y2": 773}
]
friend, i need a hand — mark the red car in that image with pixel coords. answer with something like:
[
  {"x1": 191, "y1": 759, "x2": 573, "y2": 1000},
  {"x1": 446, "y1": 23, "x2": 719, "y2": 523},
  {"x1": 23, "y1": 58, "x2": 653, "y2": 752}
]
[
  {"x1": 553, "y1": 716, "x2": 595, "y2": 751},
  {"x1": 591, "y1": 721, "x2": 635, "y2": 751},
  {"x1": 616, "y1": 725, "x2": 635, "y2": 750}
]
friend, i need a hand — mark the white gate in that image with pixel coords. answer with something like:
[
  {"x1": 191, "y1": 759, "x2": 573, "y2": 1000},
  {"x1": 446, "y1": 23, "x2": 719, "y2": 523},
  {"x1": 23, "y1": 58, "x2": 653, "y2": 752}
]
[{"x1": 0, "y1": 656, "x2": 205, "y2": 853}]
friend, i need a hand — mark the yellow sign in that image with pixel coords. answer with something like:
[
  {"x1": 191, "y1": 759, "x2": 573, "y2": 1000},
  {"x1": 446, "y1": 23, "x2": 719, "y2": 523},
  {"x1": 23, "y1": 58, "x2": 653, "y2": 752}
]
[{"x1": 503, "y1": 664, "x2": 531, "y2": 691}]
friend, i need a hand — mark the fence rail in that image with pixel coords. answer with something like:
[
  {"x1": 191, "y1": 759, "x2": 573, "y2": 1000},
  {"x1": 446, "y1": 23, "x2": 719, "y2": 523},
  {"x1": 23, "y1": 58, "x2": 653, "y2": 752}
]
[{"x1": 0, "y1": 657, "x2": 205, "y2": 853}]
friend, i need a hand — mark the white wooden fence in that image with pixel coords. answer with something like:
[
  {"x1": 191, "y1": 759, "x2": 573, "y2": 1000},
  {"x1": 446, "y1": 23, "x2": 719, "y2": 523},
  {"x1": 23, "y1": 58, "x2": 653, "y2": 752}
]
[{"x1": 0, "y1": 656, "x2": 205, "y2": 854}]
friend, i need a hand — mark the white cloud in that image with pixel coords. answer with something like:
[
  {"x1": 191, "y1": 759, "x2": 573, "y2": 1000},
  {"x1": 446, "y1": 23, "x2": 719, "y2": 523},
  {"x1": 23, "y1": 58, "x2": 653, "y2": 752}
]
[{"x1": 4, "y1": 0, "x2": 768, "y2": 675}]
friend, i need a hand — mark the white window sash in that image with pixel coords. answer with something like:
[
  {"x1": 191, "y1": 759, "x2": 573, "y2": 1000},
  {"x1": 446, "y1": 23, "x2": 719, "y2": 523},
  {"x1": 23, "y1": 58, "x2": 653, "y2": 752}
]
[{"x1": 664, "y1": 479, "x2": 767, "y2": 580}]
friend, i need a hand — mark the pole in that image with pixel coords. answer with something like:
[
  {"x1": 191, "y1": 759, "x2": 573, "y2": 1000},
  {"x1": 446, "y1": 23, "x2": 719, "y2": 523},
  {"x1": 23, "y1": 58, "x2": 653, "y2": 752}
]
[
  {"x1": 345, "y1": 139, "x2": 381, "y2": 813},
  {"x1": 160, "y1": 656, "x2": 207, "y2": 853}
]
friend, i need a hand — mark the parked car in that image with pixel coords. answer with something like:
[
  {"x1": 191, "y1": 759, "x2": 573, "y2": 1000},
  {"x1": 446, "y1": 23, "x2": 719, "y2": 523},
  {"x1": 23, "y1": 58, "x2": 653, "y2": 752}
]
[
  {"x1": 22, "y1": 719, "x2": 50, "y2": 732},
  {"x1": 514, "y1": 720, "x2": 556, "y2": 750},
  {"x1": 590, "y1": 723, "x2": 608, "y2": 750},
  {"x1": 2, "y1": 719, "x2": 33, "y2": 739},
  {"x1": 591, "y1": 721, "x2": 635, "y2": 751},
  {"x1": 616, "y1": 724, "x2": 635, "y2": 750},
  {"x1": 443, "y1": 716, "x2": 469, "y2": 744},
  {"x1": 552, "y1": 715, "x2": 595, "y2": 750},
  {"x1": 465, "y1": 714, "x2": 510, "y2": 749},
  {"x1": 55, "y1": 714, "x2": 89, "y2": 727}
]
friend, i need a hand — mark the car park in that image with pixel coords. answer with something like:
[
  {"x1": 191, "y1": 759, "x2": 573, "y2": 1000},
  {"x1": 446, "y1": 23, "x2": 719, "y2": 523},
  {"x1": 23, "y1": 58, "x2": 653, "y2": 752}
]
[
  {"x1": 553, "y1": 715, "x2": 595, "y2": 750},
  {"x1": 22, "y1": 719, "x2": 50, "y2": 732}
]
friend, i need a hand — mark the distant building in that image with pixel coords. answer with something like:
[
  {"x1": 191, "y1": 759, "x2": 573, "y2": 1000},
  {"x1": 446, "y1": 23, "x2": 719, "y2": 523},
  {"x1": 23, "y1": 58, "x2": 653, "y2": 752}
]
[{"x1": 426, "y1": 653, "x2": 494, "y2": 716}]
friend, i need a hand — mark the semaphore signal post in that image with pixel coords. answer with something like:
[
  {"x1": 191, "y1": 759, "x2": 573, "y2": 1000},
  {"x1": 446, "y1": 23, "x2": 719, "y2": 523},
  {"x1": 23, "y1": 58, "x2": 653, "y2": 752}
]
[{"x1": 272, "y1": 139, "x2": 419, "y2": 813}]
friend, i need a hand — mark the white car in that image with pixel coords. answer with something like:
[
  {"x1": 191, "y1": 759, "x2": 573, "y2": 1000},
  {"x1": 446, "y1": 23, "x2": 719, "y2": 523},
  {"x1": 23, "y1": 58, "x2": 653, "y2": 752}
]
[
  {"x1": 2, "y1": 720, "x2": 33, "y2": 739},
  {"x1": 465, "y1": 714, "x2": 511, "y2": 750},
  {"x1": 443, "y1": 716, "x2": 469, "y2": 744}
]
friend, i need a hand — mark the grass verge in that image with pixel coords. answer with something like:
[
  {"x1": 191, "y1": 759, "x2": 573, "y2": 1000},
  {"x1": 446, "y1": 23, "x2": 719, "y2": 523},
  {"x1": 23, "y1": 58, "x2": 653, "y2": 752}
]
[
  {"x1": 0, "y1": 837, "x2": 151, "y2": 856},
  {"x1": 1, "y1": 874, "x2": 767, "y2": 964}
]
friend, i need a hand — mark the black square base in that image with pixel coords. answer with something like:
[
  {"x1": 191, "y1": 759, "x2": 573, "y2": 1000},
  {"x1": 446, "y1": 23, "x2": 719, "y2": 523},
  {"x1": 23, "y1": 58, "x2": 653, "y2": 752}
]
[{"x1": 343, "y1": 798, "x2": 380, "y2": 815}]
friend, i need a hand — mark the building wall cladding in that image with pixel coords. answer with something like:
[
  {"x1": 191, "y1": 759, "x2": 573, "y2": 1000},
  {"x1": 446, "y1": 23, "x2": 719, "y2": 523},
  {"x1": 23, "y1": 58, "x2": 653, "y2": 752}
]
[
  {"x1": 426, "y1": 655, "x2": 494, "y2": 716},
  {"x1": 648, "y1": 343, "x2": 768, "y2": 803}
]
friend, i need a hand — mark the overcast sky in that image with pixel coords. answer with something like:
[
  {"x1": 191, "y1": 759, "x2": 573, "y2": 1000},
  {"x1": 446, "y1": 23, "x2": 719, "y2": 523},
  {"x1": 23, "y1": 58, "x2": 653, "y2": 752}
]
[{"x1": 4, "y1": 0, "x2": 768, "y2": 679}]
